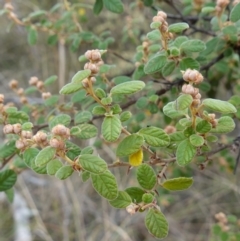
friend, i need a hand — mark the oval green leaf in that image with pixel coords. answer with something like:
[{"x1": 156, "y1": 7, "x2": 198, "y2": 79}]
[
  {"x1": 103, "y1": 0, "x2": 124, "y2": 14},
  {"x1": 168, "y1": 22, "x2": 189, "y2": 33},
  {"x1": 162, "y1": 177, "x2": 193, "y2": 191},
  {"x1": 78, "y1": 154, "x2": 107, "y2": 174},
  {"x1": 125, "y1": 187, "x2": 145, "y2": 203},
  {"x1": 47, "y1": 159, "x2": 63, "y2": 175},
  {"x1": 145, "y1": 209, "x2": 169, "y2": 239},
  {"x1": 144, "y1": 54, "x2": 167, "y2": 74},
  {"x1": 70, "y1": 124, "x2": 98, "y2": 139},
  {"x1": 35, "y1": 146, "x2": 56, "y2": 167},
  {"x1": 116, "y1": 134, "x2": 144, "y2": 157},
  {"x1": 189, "y1": 134, "x2": 204, "y2": 147},
  {"x1": 0, "y1": 170, "x2": 17, "y2": 191},
  {"x1": 49, "y1": 114, "x2": 71, "y2": 129},
  {"x1": 175, "y1": 94, "x2": 193, "y2": 110},
  {"x1": 202, "y1": 99, "x2": 237, "y2": 114},
  {"x1": 60, "y1": 82, "x2": 83, "y2": 95},
  {"x1": 110, "y1": 80, "x2": 145, "y2": 95},
  {"x1": 196, "y1": 120, "x2": 212, "y2": 133},
  {"x1": 109, "y1": 191, "x2": 132, "y2": 208},
  {"x1": 137, "y1": 164, "x2": 157, "y2": 190},
  {"x1": 230, "y1": 3, "x2": 240, "y2": 22},
  {"x1": 71, "y1": 70, "x2": 91, "y2": 84},
  {"x1": 138, "y1": 127, "x2": 169, "y2": 147},
  {"x1": 55, "y1": 165, "x2": 74, "y2": 180},
  {"x1": 210, "y1": 116, "x2": 235, "y2": 133},
  {"x1": 163, "y1": 102, "x2": 188, "y2": 119},
  {"x1": 180, "y1": 40, "x2": 206, "y2": 52},
  {"x1": 91, "y1": 170, "x2": 118, "y2": 200}
]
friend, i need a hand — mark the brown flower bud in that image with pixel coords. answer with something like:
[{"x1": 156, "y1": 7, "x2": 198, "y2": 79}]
[
  {"x1": 164, "y1": 125, "x2": 176, "y2": 134},
  {"x1": 192, "y1": 88, "x2": 199, "y2": 96},
  {"x1": 21, "y1": 130, "x2": 32, "y2": 139},
  {"x1": 20, "y1": 96, "x2": 28, "y2": 104},
  {"x1": 152, "y1": 16, "x2": 165, "y2": 23},
  {"x1": 126, "y1": 203, "x2": 138, "y2": 215},
  {"x1": 82, "y1": 78, "x2": 89, "y2": 88},
  {"x1": 142, "y1": 41, "x2": 149, "y2": 48},
  {"x1": 42, "y1": 92, "x2": 51, "y2": 100},
  {"x1": 50, "y1": 138, "x2": 65, "y2": 149},
  {"x1": 182, "y1": 84, "x2": 195, "y2": 95},
  {"x1": 208, "y1": 113, "x2": 216, "y2": 120},
  {"x1": 33, "y1": 131, "x2": 48, "y2": 144},
  {"x1": 91, "y1": 50, "x2": 101, "y2": 61},
  {"x1": 96, "y1": 60, "x2": 104, "y2": 67},
  {"x1": 17, "y1": 88, "x2": 24, "y2": 96},
  {"x1": 9, "y1": 79, "x2": 18, "y2": 89},
  {"x1": 192, "y1": 99, "x2": 201, "y2": 107},
  {"x1": 84, "y1": 62, "x2": 99, "y2": 74},
  {"x1": 157, "y1": 11, "x2": 167, "y2": 19},
  {"x1": 0, "y1": 94, "x2": 4, "y2": 103},
  {"x1": 84, "y1": 50, "x2": 92, "y2": 60},
  {"x1": 13, "y1": 123, "x2": 22, "y2": 134},
  {"x1": 51, "y1": 124, "x2": 70, "y2": 139},
  {"x1": 15, "y1": 139, "x2": 26, "y2": 150},
  {"x1": 36, "y1": 81, "x2": 44, "y2": 90},
  {"x1": 3, "y1": 124, "x2": 14, "y2": 134},
  {"x1": 194, "y1": 93, "x2": 201, "y2": 99},
  {"x1": 182, "y1": 69, "x2": 204, "y2": 84},
  {"x1": 29, "y1": 76, "x2": 39, "y2": 86}
]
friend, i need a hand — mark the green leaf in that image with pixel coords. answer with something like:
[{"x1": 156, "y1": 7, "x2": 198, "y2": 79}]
[
  {"x1": 145, "y1": 209, "x2": 169, "y2": 239},
  {"x1": 47, "y1": 159, "x2": 63, "y2": 175},
  {"x1": 35, "y1": 146, "x2": 56, "y2": 167},
  {"x1": 201, "y1": 6, "x2": 215, "y2": 14},
  {"x1": 142, "y1": 193, "x2": 154, "y2": 204},
  {"x1": 47, "y1": 35, "x2": 58, "y2": 45},
  {"x1": 116, "y1": 134, "x2": 144, "y2": 157},
  {"x1": 101, "y1": 97, "x2": 112, "y2": 105},
  {"x1": 230, "y1": 3, "x2": 240, "y2": 22},
  {"x1": 202, "y1": 99, "x2": 237, "y2": 114},
  {"x1": 168, "y1": 22, "x2": 189, "y2": 33},
  {"x1": 81, "y1": 171, "x2": 91, "y2": 182},
  {"x1": 78, "y1": 154, "x2": 107, "y2": 174},
  {"x1": 49, "y1": 114, "x2": 71, "y2": 129},
  {"x1": 109, "y1": 191, "x2": 132, "y2": 208},
  {"x1": 70, "y1": 124, "x2": 98, "y2": 139},
  {"x1": 44, "y1": 75, "x2": 57, "y2": 86},
  {"x1": 176, "y1": 139, "x2": 196, "y2": 166},
  {"x1": 0, "y1": 140, "x2": 17, "y2": 161},
  {"x1": 133, "y1": 64, "x2": 146, "y2": 79},
  {"x1": 110, "y1": 80, "x2": 145, "y2": 95},
  {"x1": 93, "y1": 0, "x2": 103, "y2": 15},
  {"x1": 163, "y1": 101, "x2": 188, "y2": 119},
  {"x1": 60, "y1": 82, "x2": 83, "y2": 95},
  {"x1": 0, "y1": 170, "x2": 17, "y2": 191},
  {"x1": 92, "y1": 106, "x2": 106, "y2": 115},
  {"x1": 206, "y1": 135, "x2": 218, "y2": 142},
  {"x1": 102, "y1": 115, "x2": 122, "y2": 142},
  {"x1": 210, "y1": 116, "x2": 235, "y2": 133},
  {"x1": 125, "y1": 187, "x2": 145, "y2": 203},
  {"x1": 103, "y1": 0, "x2": 124, "y2": 14},
  {"x1": 180, "y1": 40, "x2": 206, "y2": 52},
  {"x1": 147, "y1": 30, "x2": 161, "y2": 41},
  {"x1": 81, "y1": 146, "x2": 94, "y2": 155},
  {"x1": 95, "y1": 88, "x2": 106, "y2": 99},
  {"x1": 7, "y1": 111, "x2": 29, "y2": 124},
  {"x1": 27, "y1": 27, "x2": 38, "y2": 45},
  {"x1": 173, "y1": 36, "x2": 188, "y2": 48},
  {"x1": 162, "y1": 61, "x2": 175, "y2": 77},
  {"x1": 74, "y1": 111, "x2": 92, "y2": 124},
  {"x1": 180, "y1": 57, "x2": 200, "y2": 70},
  {"x1": 228, "y1": 95, "x2": 240, "y2": 107},
  {"x1": 137, "y1": 164, "x2": 157, "y2": 190},
  {"x1": 175, "y1": 94, "x2": 193, "y2": 110},
  {"x1": 189, "y1": 134, "x2": 204, "y2": 147},
  {"x1": 44, "y1": 95, "x2": 59, "y2": 107},
  {"x1": 138, "y1": 127, "x2": 169, "y2": 147},
  {"x1": 136, "y1": 97, "x2": 148, "y2": 109},
  {"x1": 65, "y1": 141, "x2": 81, "y2": 160},
  {"x1": 162, "y1": 177, "x2": 193, "y2": 191},
  {"x1": 196, "y1": 120, "x2": 212, "y2": 133},
  {"x1": 144, "y1": 54, "x2": 167, "y2": 74},
  {"x1": 91, "y1": 170, "x2": 118, "y2": 200},
  {"x1": 71, "y1": 70, "x2": 91, "y2": 84},
  {"x1": 120, "y1": 111, "x2": 132, "y2": 122},
  {"x1": 55, "y1": 165, "x2": 74, "y2": 180},
  {"x1": 23, "y1": 147, "x2": 39, "y2": 168}
]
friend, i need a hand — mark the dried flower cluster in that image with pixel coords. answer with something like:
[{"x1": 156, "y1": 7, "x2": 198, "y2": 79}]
[
  {"x1": 215, "y1": 212, "x2": 230, "y2": 231},
  {"x1": 84, "y1": 49, "x2": 104, "y2": 75},
  {"x1": 9, "y1": 80, "x2": 28, "y2": 104}
]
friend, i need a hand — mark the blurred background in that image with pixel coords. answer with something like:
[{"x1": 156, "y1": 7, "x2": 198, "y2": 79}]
[{"x1": 0, "y1": 0, "x2": 240, "y2": 240}]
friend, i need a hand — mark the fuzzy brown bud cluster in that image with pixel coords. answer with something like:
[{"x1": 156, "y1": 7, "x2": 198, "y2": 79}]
[
  {"x1": 215, "y1": 212, "x2": 229, "y2": 231},
  {"x1": 182, "y1": 69, "x2": 204, "y2": 85},
  {"x1": 9, "y1": 80, "x2": 18, "y2": 89},
  {"x1": 51, "y1": 124, "x2": 70, "y2": 139},
  {"x1": 9, "y1": 79, "x2": 29, "y2": 104},
  {"x1": 181, "y1": 83, "x2": 202, "y2": 107},
  {"x1": 33, "y1": 131, "x2": 48, "y2": 147},
  {"x1": 164, "y1": 125, "x2": 176, "y2": 134},
  {"x1": 49, "y1": 137, "x2": 65, "y2": 150},
  {"x1": 152, "y1": 11, "x2": 174, "y2": 39},
  {"x1": 126, "y1": 203, "x2": 138, "y2": 215},
  {"x1": 215, "y1": 0, "x2": 230, "y2": 15},
  {"x1": 84, "y1": 49, "x2": 104, "y2": 75},
  {"x1": 208, "y1": 113, "x2": 218, "y2": 128},
  {"x1": 42, "y1": 92, "x2": 51, "y2": 100},
  {"x1": 3, "y1": 123, "x2": 21, "y2": 135},
  {"x1": 29, "y1": 76, "x2": 45, "y2": 92}
]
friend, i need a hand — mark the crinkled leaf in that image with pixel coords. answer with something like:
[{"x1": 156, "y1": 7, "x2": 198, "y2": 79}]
[
  {"x1": 70, "y1": 124, "x2": 98, "y2": 139},
  {"x1": 102, "y1": 115, "x2": 122, "y2": 142},
  {"x1": 162, "y1": 61, "x2": 175, "y2": 77},
  {"x1": 47, "y1": 159, "x2": 63, "y2": 175},
  {"x1": 144, "y1": 54, "x2": 167, "y2": 74},
  {"x1": 55, "y1": 165, "x2": 74, "y2": 180},
  {"x1": 44, "y1": 75, "x2": 57, "y2": 86},
  {"x1": 147, "y1": 30, "x2": 161, "y2": 41},
  {"x1": 138, "y1": 127, "x2": 169, "y2": 147},
  {"x1": 145, "y1": 209, "x2": 169, "y2": 239},
  {"x1": 175, "y1": 94, "x2": 193, "y2": 110},
  {"x1": 35, "y1": 146, "x2": 56, "y2": 167},
  {"x1": 71, "y1": 70, "x2": 91, "y2": 84},
  {"x1": 137, "y1": 164, "x2": 157, "y2": 190},
  {"x1": 120, "y1": 111, "x2": 132, "y2": 122},
  {"x1": 125, "y1": 187, "x2": 145, "y2": 203},
  {"x1": 74, "y1": 111, "x2": 92, "y2": 124},
  {"x1": 23, "y1": 147, "x2": 39, "y2": 168},
  {"x1": 196, "y1": 120, "x2": 212, "y2": 133},
  {"x1": 93, "y1": 0, "x2": 103, "y2": 15},
  {"x1": 109, "y1": 191, "x2": 132, "y2": 208},
  {"x1": 60, "y1": 82, "x2": 83, "y2": 95},
  {"x1": 168, "y1": 22, "x2": 189, "y2": 33},
  {"x1": 49, "y1": 114, "x2": 71, "y2": 129},
  {"x1": 91, "y1": 170, "x2": 118, "y2": 200},
  {"x1": 189, "y1": 134, "x2": 204, "y2": 147},
  {"x1": 210, "y1": 116, "x2": 235, "y2": 133},
  {"x1": 176, "y1": 140, "x2": 196, "y2": 166},
  {"x1": 202, "y1": 98, "x2": 237, "y2": 114},
  {"x1": 110, "y1": 81, "x2": 145, "y2": 95},
  {"x1": 230, "y1": 3, "x2": 240, "y2": 22},
  {"x1": 163, "y1": 102, "x2": 188, "y2": 119},
  {"x1": 7, "y1": 111, "x2": 29, "y2": 124},
  {"x1": 162, "y1": 177, "x2": 193, "y2": 191},
  {"x1": 0, "y1": 170, "x2": 17, "y2": 191},
  {"x1": 78, "y1": 154, "x2": 107, "y2": 174},
  {"x1": 27, "y1": 27, "x2": 38, "y2": 45},
  {"x1": 180, "y1": 40, "x2": 206, "y2": 52},
  {"x1": 81, "y1": 171, "x2": 91, "y2": 182},
  {"x1": 180, "y1": 57, "x2": 200, "y2": 70},
  {"x1": 116, "y1": 134, "x2": 144, "y2": 157},
  {"x1": 0, "y1": 140, "x2": 17, "y2": 161}
]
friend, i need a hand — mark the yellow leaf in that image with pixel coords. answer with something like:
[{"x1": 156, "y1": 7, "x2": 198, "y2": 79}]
[{"x1": 129, "y1": 149, "x2": 143, "y2": 167}]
